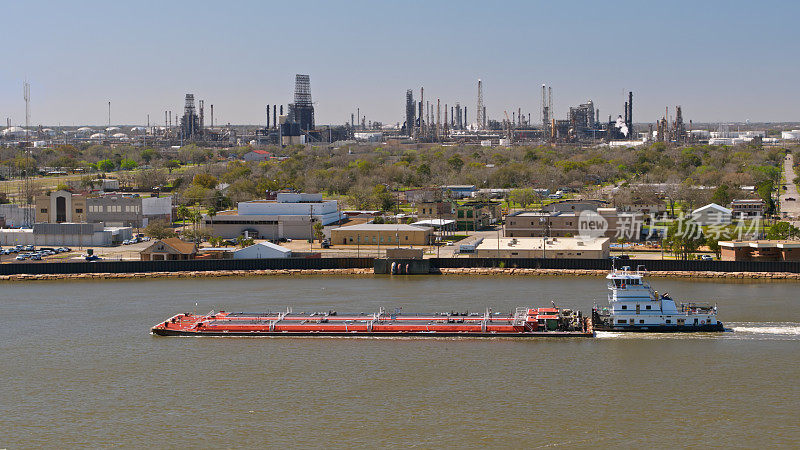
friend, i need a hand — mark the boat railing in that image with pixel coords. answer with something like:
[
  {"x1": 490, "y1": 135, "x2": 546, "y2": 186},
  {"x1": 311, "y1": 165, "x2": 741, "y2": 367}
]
[{"x1": 512, "y1": 307, "x2": 528, "y2": 326}]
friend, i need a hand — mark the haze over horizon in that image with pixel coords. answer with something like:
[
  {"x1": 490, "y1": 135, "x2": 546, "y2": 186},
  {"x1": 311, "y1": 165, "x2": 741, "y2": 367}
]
[{"x1": 2, "y1": 0, "x2": 798, "y2": 127}]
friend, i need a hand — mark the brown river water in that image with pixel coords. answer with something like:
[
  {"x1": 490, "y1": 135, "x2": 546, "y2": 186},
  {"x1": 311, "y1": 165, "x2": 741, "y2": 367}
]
[{"x1": 1, "y1": 275, "x2": 799, "y2": 448}]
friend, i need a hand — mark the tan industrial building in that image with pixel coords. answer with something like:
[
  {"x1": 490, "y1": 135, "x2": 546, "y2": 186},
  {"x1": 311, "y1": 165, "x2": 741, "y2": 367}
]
[
  {"x1": 474, "y1": 237, "x2": 610, "y2": 259},
  {"x1": 331, "y1": 224, "x2": 433, "y2": 246},
  {"x1": 36, "y1": 190, "x2": 87, "y2": 223},
  {"x1": 504, "y1": 208, "x2": 642, "y2": 241},
  {"x1": 719, "y1": 240, "x2": 800, "y2": 261}
]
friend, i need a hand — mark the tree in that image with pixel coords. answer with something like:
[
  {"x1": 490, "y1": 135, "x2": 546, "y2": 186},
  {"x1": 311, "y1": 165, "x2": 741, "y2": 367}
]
[
  {"x1": 757, "y1": 180, "x2": 776, "y2": 216},
  {"x1": 206, "y1": 206, "x2": 217, "y2": 232},
  {"x1": 165, "y1": 159, "x2": 181, "y2": 173},
  {"x1": 134, "y1": 168, "x2": 167, "y2": 191},
  {"x1": 144, "y1": 220, "x2": 176, "y2": 240},
  {"x1": 767, "y1": 221, "x2": 800, "y2": 240},
  {"x1": 140, "y1": 148, "x2": 156, "y2": 163},
  {"x1": 664, "y1": 219, "x2": 705, "y2": 260},
  {"x1": 711, "y1": 183, "x2": 733, "y2": 206},
  {"x1": 80, "y1": 175, "x2": 99, "y2": 190},
  {"x1": 372, "y1": 184, "x2": 396, "y2": 211},
  {"x1": 120, "y1": 158, "x2": 138, "y2": 170},
  {"x1": 447, "y1": 155, "x2": 464, "y2": 172},
  {"x1": 176, "y1": 205, "x2": 190, "y2": 225},
  {"x1": 509, "y1": 188, "x2": 537, "y2": 209},
  {"x1": 236, "y1": 235, "x2": 255, "y2": 248},
  {"x1": 313, "y1": 221, "x2": 324, "y2": 242},
  {"x1": 705, "y1": 235, "x2": 721, "y2": 259},
  {"x1": 97, "y1": 159, "x2": 115, "y2": 172},
  {"x1": 208, "y1": 235, "x2": 226, "y2": 247},
  {"x1": 192, "y1": 173, "x2": 218, "y2": 189}
]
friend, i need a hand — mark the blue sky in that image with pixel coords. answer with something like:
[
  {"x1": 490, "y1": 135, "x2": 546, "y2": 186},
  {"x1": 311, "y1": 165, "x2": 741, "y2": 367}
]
[{"x1": 1, "y1": 0, "x2": 798, "y2": 126}]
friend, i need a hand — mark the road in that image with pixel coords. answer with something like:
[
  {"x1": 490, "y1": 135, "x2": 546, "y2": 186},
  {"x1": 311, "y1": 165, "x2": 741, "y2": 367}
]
[{"x1": 780, "y1": 154, "x2": 800, "y2": 226}]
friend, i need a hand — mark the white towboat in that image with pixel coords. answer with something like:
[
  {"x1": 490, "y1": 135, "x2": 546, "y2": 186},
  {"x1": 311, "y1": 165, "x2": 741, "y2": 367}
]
[{"x1": 593, "y1": 266, "x2": 724, "y2": 332}]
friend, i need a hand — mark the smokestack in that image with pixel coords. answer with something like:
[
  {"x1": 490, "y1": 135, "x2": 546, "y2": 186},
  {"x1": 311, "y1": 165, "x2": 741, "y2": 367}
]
[
  {"x1": 211, "y1": 104, "x2": 214, "y2": 128},
  {"x1": 266, "y1": 106, "x2": 270, "y2": 129},
  {"x1": 420, "y1": 87, "x2": 424, "y2": 135},
  {"x1": 273, "y1": 105, "x2": 277, "y2": 129},
  {"x1": 628, "y1": 91, "x2": 633, "y2": 134},
  {"x1": 280, "y1": 105, "x2": 284, "y2": 116},
  {"x1": 624, "y1": 102, "x2": 628, "y2": 125}
]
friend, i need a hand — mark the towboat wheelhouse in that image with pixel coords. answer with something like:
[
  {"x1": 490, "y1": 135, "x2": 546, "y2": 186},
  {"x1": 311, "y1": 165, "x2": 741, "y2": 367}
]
[{"x1": 593, "y1": 266, "x2": 724, "y2": 332}]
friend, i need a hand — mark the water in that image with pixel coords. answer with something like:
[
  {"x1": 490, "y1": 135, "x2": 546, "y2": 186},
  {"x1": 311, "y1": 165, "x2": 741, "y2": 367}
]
[{"x1": 2, "y1": 275, "x2": 799, "y2": 448}]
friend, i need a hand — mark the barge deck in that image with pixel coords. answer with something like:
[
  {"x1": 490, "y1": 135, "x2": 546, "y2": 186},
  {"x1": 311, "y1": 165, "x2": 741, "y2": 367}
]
[{"x1": 152, "y1": 308, "x2": 595, "y2": 338}]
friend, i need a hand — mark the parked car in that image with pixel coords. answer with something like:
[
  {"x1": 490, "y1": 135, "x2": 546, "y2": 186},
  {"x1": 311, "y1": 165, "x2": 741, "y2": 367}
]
[
  {"x1": 701, "y1": 254, "x2": 714, "y2": 261},
  {"x1": 122, "y1": 239, "x2": 131, "y2": 245},
  {"x1": 57, "y1": 247, "x2": 70, "y2": 253},
  {"x1": 85, "y1": 254, "x2": 100, "y2": 261},
  {"x1": 15, "y1": 255, "x2": 27, "y2": 261},
  {"x1": 321, "y1": 238, "x2": 331, "y2": 249},
  {"x1": 30, "y1": 254, "x2": 42, "y2": 261},
  {"x1": 786, "y1": 197, "x2": 796, "y2": 201},
  {"x1": 24, "y1": 245, "x2": 34, "y2": 251}
]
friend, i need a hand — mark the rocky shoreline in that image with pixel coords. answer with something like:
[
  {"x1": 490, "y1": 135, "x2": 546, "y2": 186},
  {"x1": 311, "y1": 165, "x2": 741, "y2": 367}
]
[{"x1": 0, "y1": 267, "x2": 798, "y2": 281}]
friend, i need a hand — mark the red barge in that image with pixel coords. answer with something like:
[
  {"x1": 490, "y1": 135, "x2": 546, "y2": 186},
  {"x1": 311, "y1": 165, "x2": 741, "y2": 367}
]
[{"x1": 152, "y1": 307, "x2": 594, "y2": 338}]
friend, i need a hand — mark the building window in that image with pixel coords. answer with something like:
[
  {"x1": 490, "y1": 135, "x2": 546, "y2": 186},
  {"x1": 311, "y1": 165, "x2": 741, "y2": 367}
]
[
  {"x1": 458, "y1": 210, "x2": 464, "y2": 218},
  {"x1": 75, "y1": 209, "x2": 83, "y2": 214},
  {"x1": 405, "y1": 236, "x2": 408, "y2": 240},
  {"x1": 349, "y1": 237, "x2": 353, "y2": 243},
  {"x1": 40, "y1": 209, "x2": 47, "y2": 213}
]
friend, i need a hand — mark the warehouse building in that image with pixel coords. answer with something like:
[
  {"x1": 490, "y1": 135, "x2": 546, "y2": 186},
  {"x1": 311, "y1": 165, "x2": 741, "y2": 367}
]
[
  {"x1": 474, "y1": 237, "x2": 610, "y2": 259},
  {"x1": 204, "y1": 192, "x2": 342, "y2": 240},
  {"x1": 505, "y1": 208, "x2": 642, "y2": 241},
  {"x1": 331, "y1": 223, "x2": 433, "y2": 246},
  {"x1": 0, "y1": 223, "x2": 132, "y2": 247}
]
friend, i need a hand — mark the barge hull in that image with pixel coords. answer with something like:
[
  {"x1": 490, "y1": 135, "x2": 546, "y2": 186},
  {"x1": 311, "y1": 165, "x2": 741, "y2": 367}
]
[
  {"x1": 594, "y1": 323, "x2": 725, "y2": 333},
  {"x1": 152, "y1": 328, "x2": 594, "y2": 338}
]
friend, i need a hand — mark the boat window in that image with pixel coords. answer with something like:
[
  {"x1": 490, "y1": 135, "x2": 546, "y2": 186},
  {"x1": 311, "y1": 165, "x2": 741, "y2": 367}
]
[
  {"x1": 646, "y1": 305, "x2": 651, "y2": 310},
  {"x1": 639, "y1": 320, "x2": 644, "y2": 324},
  {"x1": 665, "y1": 319, "x2": 671, "y2": 324},
  {"x1": 617, "y1": 319, "x2": 627, "y2": 324},
  {"x1": 621, "y1": 305, "x2": 627, "y2": 310}
]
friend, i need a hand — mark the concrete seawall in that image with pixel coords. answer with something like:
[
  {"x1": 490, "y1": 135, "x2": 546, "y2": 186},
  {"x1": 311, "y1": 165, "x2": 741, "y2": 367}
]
[{"x1": 1, "y1": 267, "x2": 799, "y2": 282}]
